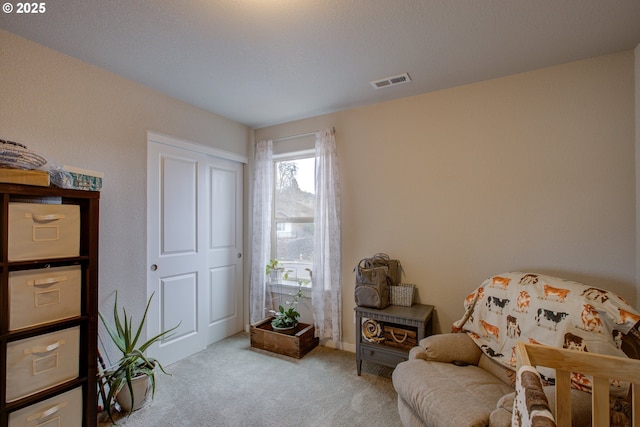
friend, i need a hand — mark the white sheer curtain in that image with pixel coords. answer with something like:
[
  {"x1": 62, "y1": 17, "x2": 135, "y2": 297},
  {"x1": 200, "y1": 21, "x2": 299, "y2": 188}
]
[
  {"x1": 249, "y1": 140, "x2": 273, "y2": 324},
  {"x1": 312, "y1": 128, "x2": 342, "y2": 342}
]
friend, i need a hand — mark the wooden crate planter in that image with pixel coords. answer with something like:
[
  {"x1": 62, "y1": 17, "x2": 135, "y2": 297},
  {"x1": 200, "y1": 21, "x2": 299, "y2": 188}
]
[{"x1": 250, "y1": 318, "x2": 319, "y2": 359}]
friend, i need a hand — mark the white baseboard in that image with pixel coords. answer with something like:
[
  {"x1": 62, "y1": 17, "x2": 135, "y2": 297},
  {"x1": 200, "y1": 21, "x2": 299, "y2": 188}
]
[{"x1": 318, "y1": 338, "x2": 355, "y2": 353}]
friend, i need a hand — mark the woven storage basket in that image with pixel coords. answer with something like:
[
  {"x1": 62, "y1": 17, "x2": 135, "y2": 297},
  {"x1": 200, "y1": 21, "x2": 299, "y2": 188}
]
[
  {"x1": 390, "y1": 283, "x2": 415, "y2": 307},
  {"x1": 0, "y1": 139, "x2": 47, "y2": 170}
]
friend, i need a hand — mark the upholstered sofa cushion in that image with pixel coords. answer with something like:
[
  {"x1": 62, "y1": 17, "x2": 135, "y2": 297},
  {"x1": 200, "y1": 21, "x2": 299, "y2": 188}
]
[
  {"x1": 393, "y1": 359, "x2": 514, "y2": 427},
  {"x1": 409, "y1": 332, "x2": 483, "y2": 365}
]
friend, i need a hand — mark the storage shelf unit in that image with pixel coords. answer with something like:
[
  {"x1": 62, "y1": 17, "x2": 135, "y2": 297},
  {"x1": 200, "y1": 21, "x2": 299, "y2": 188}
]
[
  {"x1": 0, "y1": 183, "x2": 99, "y2": 427},
  {"x1": 355, "y1": 304, "x2": 434, "y2": 375}
]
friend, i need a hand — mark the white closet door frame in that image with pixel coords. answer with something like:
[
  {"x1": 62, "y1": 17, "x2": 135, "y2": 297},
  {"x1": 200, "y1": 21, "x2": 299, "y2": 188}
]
[{"x1": 146, "y1": 131, "x2": 247, "y2": 366}]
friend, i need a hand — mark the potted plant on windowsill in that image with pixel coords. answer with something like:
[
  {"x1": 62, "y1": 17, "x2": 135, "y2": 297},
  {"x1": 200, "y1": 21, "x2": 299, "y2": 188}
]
[
  {"x1": 98, "y1": 291, "x2": 179, "y2": 424},
  {"x1": 265, "y1": 258, "x2": 292, "y2": 283}
]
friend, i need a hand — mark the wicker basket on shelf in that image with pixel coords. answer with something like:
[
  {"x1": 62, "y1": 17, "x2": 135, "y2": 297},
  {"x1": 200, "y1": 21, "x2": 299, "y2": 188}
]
[
  {"x1": 390, "y1": 283, "x2": 415, "y2": 307},
  {"x1": 0, "y1": 139, "x2": 47, "y2": 170}
]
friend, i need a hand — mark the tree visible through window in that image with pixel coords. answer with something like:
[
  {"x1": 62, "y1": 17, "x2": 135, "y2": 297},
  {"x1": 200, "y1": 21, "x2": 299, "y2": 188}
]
[{"x1": 273, "y1": 156, "x2": 314, "y2": 285}]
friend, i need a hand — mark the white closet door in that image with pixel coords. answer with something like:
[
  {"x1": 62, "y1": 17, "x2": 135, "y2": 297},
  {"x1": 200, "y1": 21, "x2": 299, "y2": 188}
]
[
  {"x1": 205, "y1": 157, "x2": 244, "y2": 343},
  {"x1": 147, "y1": 134, "x2": 243, "y2": 366}
]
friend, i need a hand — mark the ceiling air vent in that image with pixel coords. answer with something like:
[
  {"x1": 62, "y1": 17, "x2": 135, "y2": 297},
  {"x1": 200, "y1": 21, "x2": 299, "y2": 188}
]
[{"x1": 370, "y1": 73, "x2": 411, "y2": 90}]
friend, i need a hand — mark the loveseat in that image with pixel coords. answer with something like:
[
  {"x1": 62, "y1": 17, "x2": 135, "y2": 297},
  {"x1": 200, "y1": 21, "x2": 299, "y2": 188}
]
[{"x1": 392, "y1": 272, "x2": 640, "y2": 427}]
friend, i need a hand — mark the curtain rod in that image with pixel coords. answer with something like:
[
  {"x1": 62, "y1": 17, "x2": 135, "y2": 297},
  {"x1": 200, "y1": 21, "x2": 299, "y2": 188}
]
[{"x1": 272, "y1": 127, "x2": 335, "y2": 143}]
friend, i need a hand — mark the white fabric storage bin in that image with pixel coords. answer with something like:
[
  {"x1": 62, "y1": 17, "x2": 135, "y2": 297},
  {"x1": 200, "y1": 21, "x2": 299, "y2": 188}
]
[
  {"x1": 9, "y1": 266, "x2": 82, "y2": 331},
  {"x1": 8, "y1": 203, "x2": 80, "y2": 261},
  {"x1": 8, "y1": 387, "x2": 82, "y2": 427},
  {"x1": 5, "y1": 327, "x2": 80, "y2": 402}
]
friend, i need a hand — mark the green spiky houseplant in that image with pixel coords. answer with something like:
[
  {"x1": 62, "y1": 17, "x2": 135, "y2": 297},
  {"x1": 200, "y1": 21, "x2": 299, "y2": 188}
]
[{"x1": 98, "y1": 292, "x2": 178, "y2": 423}]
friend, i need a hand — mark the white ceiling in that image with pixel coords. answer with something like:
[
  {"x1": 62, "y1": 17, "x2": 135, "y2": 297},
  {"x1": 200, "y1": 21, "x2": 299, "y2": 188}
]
[{"x1": 2, "y1": 1, "x2": 640, "y2": 129}]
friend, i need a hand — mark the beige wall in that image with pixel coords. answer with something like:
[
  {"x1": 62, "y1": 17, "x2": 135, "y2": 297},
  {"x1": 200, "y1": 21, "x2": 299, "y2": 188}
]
[
  {"x1": 0, "y1": 31, "x2": 250, "y2": 359},
  {"x1": 256, "y1": 51, "x2": 636, "y2": 346},
  {"x1": 1, "y1": 29, "x2": 636, "y2": 353}
]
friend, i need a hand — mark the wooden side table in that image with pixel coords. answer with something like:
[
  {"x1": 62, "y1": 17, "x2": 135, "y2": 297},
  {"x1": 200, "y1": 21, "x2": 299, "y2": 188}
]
[{"x1": 355, "y1": 304, "x2": 434, "y2": 375}]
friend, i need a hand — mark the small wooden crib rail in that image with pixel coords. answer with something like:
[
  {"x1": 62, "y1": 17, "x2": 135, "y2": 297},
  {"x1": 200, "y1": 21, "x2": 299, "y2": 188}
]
[{"x1": 516, "y1": 342, "x2": 640, "y2": 427}]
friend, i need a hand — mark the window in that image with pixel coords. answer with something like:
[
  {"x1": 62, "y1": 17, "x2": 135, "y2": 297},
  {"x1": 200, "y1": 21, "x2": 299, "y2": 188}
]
[{"x1": 272, "y1": 154, "x2": 314, "y2": 286}]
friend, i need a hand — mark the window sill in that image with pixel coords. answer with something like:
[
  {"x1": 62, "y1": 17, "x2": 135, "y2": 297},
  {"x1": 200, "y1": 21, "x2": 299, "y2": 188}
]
[{"x1": 268, "y1": 282, "x2": 312, "y2": 299}]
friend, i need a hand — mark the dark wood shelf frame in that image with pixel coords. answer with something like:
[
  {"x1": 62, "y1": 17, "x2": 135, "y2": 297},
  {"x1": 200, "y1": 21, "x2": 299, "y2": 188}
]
[{"x1": 0, "y1": 184, "x2": 99, "y2": 427}]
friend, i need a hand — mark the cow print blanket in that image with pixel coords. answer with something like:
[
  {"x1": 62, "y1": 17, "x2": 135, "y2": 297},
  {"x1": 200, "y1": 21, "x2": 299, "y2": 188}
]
[{"x1": 452, "y1": 272, "x2": 640, "y2": 395}]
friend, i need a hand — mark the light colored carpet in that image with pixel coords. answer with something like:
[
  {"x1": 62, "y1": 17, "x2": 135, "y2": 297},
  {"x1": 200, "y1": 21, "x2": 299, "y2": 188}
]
[{"x1": 99, "y1": 332, "x2": 402, "y2": 427}]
